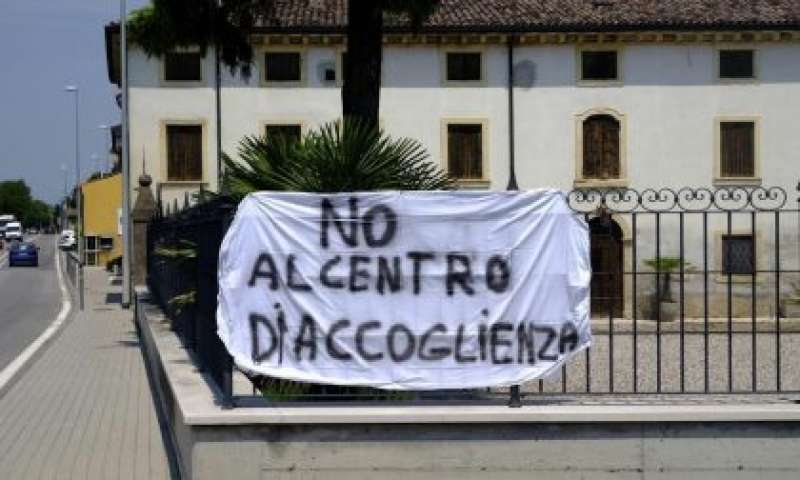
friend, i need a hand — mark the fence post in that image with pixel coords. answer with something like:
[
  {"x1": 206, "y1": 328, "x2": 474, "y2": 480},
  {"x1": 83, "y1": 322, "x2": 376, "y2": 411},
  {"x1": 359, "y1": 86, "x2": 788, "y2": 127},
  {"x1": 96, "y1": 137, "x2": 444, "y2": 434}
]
[
  {"x1": 131, "y1": 174, "x2": 157, "y2": 286},
  {"x1": 220, "y1": 206, "x2": 235, "y2": 409}
]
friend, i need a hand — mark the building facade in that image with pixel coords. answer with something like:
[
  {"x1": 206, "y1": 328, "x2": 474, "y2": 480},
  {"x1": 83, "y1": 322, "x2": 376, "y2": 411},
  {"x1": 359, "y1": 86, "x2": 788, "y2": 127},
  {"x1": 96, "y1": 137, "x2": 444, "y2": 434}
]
[
  {"x1": 81, "y1": 173, "x2": 123, "y2": 268},
  {"x1": 106, "y1": 0, "x2": 800, "y2": 317}
]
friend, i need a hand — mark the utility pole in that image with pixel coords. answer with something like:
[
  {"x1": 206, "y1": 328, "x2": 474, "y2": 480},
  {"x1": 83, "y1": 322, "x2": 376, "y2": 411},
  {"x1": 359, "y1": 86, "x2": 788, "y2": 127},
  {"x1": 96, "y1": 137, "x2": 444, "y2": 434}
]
[
  {"x1": 121, "y1": 0, "x2": 132, "y2": 307},
  {"x1": 64, "y1": 85, "x2": 84, "y2": 311}
]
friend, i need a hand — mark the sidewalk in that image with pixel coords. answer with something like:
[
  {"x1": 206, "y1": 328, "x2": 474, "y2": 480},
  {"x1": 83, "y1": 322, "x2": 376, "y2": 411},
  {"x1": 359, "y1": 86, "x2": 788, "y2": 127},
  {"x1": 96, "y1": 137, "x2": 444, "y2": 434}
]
[{"x1": 0, "y1": 265, "x2": 174, "y2": 479}]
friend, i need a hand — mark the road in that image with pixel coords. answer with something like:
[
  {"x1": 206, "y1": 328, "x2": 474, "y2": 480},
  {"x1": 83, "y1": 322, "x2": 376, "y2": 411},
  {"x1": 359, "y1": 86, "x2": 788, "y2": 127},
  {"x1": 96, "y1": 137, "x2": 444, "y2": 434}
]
[{"x1": 0, "y1": 235, "x2": 66, "y2": 371}]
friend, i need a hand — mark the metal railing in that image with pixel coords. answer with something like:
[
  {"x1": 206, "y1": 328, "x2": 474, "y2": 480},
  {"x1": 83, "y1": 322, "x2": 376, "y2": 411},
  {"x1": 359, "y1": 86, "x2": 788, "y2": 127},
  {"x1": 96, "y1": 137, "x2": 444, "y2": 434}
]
[
  {"x1": 63, "y1": 250, "x2": 84, "y2": 310},
  {"x1": 147, "y1": 194, "x2": 235, "y2": 407},
  {"x1": 146, "y1": 186, "x2": 800, "y2": 407}
]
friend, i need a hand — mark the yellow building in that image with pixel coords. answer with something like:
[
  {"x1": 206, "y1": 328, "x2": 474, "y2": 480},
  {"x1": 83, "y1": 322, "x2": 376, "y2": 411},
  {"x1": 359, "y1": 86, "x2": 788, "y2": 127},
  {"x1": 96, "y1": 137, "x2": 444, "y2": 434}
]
[{"x1": 81, "y1": 173, "x2": 122, "y2": 267}]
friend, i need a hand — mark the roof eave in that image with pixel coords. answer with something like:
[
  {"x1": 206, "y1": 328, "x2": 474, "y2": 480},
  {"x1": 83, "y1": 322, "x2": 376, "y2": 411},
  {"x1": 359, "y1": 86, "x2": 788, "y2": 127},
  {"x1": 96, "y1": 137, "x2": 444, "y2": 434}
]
[{"x1": 251, "y1": 21, "x2": 800, "y2": 35}]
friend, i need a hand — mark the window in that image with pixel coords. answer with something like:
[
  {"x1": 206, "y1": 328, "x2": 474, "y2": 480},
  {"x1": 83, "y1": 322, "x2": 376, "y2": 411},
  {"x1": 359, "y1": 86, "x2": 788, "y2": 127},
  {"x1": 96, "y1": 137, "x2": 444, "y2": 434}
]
[
  {"x1": 166, "y1": 125, "x2": 203, "y2": 181},
  {"x1": 85, "y1": 236, "x2": 98, "y2": 266},
  {"x1": 722, "y1": 235, "x2": 754, "y2": 275},
  {"x1": 265, "y1": 124, "x2": 302, "y2": 144},
  {"x1": 582, "y1": 115, "x2": 621, "y2": 179},
  {"x1": 720, "y1": 122, "x2": 755, "y2": 178},
  {"x1": 581, "y1": 50, "x2": 618, "y2": 81},
  {"x1": 323, "y1": 64, "x2": 337, "y2": 83},
  {"x1": 99, "y1": 237, "x2": 114, "y2": 250},
  {"x1": 164, "y1": 52, "x2": 202, "y2": 82},
  {"x1": 446, "y1": 52, "x2": 482, "y2": 82},
  {"x1": 265, "y1": 52, "x2": 301, "y2": 82},
  {"x1": 719, "y1": 50, "x2": 755, "y2": 79},
  {"x1": 447, "y1": 123, "x2": 484, "y2": 179}
]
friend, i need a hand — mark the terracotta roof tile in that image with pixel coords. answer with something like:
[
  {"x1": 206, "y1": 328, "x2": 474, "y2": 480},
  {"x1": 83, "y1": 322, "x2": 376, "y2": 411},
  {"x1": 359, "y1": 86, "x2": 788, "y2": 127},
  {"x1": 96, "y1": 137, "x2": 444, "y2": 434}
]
[{"x1": 256, "y1": 0, "x2": 800, "y2": 32}]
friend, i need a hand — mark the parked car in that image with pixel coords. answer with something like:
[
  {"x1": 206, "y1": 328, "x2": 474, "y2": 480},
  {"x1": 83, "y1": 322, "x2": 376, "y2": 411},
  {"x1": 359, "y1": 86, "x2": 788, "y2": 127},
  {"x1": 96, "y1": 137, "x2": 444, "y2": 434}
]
[
  {"x1": 4, "y1": 221, "x2": 23, "y2": 242},
  {"x1": 9, "y1": 242, "x2": 39, "y2": 267},
  {"x1": 58, "y1": 230, "x2": 76, "y2": 250}
]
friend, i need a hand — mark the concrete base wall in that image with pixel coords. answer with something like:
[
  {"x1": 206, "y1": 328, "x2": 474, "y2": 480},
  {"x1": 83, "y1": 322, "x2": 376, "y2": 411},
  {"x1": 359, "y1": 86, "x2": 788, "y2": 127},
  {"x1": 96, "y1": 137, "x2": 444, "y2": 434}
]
[
  {"x1": 188, "y1": 422, "x2": 800, "y2": 480},
  {"x1": 134, "y1": 287, "x2": 800, "y2": 480}
]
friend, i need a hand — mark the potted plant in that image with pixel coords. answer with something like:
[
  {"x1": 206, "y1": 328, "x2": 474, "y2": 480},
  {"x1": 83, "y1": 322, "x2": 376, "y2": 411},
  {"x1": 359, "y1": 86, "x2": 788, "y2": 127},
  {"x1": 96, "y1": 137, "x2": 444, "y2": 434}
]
[
  {"x1": 643, "y1": 257, "x2": 687, "y2": 322},
  {"x1": 782, "y1": 282, "x2": 800, "y2": 318}
]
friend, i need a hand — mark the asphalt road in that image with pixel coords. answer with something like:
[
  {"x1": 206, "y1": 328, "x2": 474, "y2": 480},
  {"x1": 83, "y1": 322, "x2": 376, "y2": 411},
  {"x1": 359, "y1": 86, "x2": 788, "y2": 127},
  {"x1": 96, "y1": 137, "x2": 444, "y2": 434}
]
[{"x1": 0, "y1": 235, "x2": 66, "y2": 371}]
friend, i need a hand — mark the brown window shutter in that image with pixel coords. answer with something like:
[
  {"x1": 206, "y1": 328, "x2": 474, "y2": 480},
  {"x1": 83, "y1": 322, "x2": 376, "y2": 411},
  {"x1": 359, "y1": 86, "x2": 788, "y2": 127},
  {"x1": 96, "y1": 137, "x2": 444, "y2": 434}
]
[
  {"x1": 447, "y1": 124, "x2": 483, "y2": 179},
  {"x1": 720, "y1": 122, "x2": 755, "y2": 177},
  {"x1": 167, "y1": 125, "x2": 203, "y2": 181},
  {"x1": 583, "y1": 115, "x2": 620, "y2": 179}
]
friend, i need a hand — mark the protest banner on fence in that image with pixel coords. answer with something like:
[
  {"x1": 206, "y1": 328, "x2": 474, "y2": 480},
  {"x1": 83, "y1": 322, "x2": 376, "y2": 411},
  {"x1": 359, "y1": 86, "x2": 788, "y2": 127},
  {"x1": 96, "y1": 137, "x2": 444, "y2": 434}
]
[{"x1": 217, "y1": 191, "x2": 591, "y2": 390}]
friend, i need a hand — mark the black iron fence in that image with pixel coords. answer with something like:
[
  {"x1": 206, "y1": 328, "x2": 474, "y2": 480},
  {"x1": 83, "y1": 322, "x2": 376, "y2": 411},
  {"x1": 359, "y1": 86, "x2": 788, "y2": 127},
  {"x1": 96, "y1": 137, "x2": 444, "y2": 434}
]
[
  {"x1": 146, "y1": 186, "x2": 800, "y2": 407},
  {"x1": 147, "y1": 195, "x2": 236, "y2": 407}
]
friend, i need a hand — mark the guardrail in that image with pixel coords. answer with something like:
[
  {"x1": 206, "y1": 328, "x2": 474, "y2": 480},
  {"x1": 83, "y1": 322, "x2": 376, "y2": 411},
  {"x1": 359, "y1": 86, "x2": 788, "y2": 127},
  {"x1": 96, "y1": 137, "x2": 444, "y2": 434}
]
[{"x1": 63, "y1": 250, "x2": 84, "y2": 310}]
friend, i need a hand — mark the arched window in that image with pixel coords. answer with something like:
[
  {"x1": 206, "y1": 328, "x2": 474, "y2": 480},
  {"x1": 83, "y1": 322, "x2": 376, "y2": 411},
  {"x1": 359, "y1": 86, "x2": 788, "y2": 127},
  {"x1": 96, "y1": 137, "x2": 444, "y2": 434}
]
[{"x1": 582, "y1": 114, "x2": 620, "y2": 179}]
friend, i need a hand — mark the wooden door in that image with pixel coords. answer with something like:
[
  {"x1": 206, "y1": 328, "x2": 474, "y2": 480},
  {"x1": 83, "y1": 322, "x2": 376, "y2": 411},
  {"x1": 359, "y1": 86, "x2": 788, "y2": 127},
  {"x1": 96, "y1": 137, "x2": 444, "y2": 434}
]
[{"x1": 590, "y1": 218, "x2": 623, "y2": 317}]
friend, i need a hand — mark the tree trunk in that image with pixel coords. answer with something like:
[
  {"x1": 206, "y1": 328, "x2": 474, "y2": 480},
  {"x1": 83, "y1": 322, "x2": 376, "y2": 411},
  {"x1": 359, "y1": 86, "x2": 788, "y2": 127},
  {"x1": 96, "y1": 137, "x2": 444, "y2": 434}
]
[{"x1": 343, "y1": 0, "x2": 383, "y2": 128}]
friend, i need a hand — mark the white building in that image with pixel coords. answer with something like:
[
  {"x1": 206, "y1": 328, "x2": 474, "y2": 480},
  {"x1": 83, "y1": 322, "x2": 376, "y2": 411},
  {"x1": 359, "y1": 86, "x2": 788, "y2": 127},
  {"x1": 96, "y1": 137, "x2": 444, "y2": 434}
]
[{"x1": 106, "y1": 0, "x2": 800, "y2": 318}]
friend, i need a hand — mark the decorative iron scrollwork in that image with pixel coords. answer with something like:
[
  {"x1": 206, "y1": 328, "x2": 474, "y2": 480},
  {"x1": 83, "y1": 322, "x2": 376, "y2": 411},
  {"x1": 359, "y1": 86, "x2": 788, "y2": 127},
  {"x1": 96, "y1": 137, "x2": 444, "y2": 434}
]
[{"x1": 567, "y1": 186, "x2": 789, "y2": 213}]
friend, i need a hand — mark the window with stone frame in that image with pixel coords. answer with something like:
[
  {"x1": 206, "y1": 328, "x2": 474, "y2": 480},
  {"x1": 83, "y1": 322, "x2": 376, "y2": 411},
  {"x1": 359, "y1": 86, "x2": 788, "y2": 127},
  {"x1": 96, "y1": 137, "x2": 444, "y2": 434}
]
[
  {"x1": 446, "y1": 52, "x2": 482, "y2": 82},
  {"x1": 581, "y1": 50, "x2": 618, "y2": 81},
  {"x1": 720, "y1": 121, "x2": 755, "y2": 178},
  {"x1": 265, "y1": 124, "x2": 302, "y2": 145},
  {"x1": 447, "y1": 123, "x2": 484, "y2": 179},
  {"x1": 722, "y1": 234, "x2": 755, "y2": 275},
  {"x1": 164, "y1": 52, "x2": 202, "y2": 82},
  {"x1": 265, "y1": 52, "x2": 302, "y2": 82},
  {"x1": 166, "y1": 125, "x2": 203, "y2": 181},
  {"x1": 719, "y1": 50, "x2": 755, "y2": 79}
]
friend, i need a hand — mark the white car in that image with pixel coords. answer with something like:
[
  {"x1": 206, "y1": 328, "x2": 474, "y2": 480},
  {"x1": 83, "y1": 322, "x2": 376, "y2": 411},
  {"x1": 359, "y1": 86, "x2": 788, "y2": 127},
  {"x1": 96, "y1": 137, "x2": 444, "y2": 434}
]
[
  {"x1": 4, "y1": 222, "x2": 23, "y2": 242},
  {"x1": 58, "y1": 230, "x2": 76, "y2": 250}
]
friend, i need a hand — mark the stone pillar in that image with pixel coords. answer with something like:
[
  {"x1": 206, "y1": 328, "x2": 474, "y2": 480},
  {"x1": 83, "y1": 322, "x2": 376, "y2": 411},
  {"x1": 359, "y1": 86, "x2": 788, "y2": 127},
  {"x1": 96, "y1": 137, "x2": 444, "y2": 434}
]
[{"x1": 131, "y1": 174, "x2": 156, "y2": 285}]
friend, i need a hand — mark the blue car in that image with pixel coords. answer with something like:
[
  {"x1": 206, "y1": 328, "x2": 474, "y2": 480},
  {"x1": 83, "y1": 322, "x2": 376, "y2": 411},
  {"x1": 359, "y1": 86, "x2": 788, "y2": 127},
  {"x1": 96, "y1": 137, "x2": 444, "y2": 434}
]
[{"x1": 9, "y1": 242, "x2": 39, "y2": 267}]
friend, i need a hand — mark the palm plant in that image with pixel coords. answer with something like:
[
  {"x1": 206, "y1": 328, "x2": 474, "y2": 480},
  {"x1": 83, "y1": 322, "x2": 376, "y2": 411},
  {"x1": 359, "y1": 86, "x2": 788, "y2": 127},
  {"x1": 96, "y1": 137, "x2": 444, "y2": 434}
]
[
  {"x1": 643, "y1": 257, "x2": 687, "y2": 302},
  {"x1": 222, "y1": 118, "x2": 454, "y2": 197}
]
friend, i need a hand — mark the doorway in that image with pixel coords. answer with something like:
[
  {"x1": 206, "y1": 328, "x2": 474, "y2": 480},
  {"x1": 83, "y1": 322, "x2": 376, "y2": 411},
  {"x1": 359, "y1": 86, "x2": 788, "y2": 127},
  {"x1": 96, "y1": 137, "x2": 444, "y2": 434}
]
[{"x1": 589, "y1": 217, "x2": 624, "y2": 317}]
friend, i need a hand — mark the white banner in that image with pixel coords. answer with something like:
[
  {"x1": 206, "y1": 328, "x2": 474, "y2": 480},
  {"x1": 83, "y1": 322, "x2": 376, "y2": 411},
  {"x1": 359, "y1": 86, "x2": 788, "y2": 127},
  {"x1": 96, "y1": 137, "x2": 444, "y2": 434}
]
[{"x1": 217, "y1": 191, "x2": 591, "y2": 390}]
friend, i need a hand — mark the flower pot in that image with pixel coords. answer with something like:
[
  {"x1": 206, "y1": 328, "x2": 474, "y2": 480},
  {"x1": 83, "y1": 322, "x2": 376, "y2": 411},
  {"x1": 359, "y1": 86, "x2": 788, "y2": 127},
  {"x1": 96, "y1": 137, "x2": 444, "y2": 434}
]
[
  {"x1": 649, "y1": 300, "x2": 678, "y2": 322},
  {"x1": 782, "y1": 298, "x2": 800, "y2": 318}
]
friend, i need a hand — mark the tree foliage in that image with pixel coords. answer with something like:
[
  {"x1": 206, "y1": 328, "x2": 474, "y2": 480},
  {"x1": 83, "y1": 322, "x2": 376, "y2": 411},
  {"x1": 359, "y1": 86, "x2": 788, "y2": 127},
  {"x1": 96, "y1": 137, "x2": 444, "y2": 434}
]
[
  {"x1": 0, "y1": 180, "x2": 53, "y2": 227},
  {"x1": 128, "y1": 0, "x2": 271, "y2": 78},
  {"x1": 128, "y1": 0, "x2": 441, "y2": 125},
  {"x1": 223, "y1": 118, "x2": 454, "y2": 197}
]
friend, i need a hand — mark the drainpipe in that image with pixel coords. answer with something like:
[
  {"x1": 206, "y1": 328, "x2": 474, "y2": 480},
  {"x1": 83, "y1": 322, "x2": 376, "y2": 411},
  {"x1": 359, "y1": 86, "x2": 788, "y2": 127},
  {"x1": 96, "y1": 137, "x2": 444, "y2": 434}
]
[
  {"x1": 505, "y1": 41, "x2": 522, "y2": 409},
  {"x1": 506, "y1": 35, "x2": 519, "y2": 191},
  {"x1": 214, "y1": 0, "x2": 223, "y2": 192}
]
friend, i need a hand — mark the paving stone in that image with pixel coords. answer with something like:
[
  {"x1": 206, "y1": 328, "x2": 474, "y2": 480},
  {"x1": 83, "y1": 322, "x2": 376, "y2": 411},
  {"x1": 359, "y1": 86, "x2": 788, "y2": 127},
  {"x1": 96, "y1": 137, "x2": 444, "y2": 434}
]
[{"x1": 0, "y1": 265, "x2": 172, "y2": 480}]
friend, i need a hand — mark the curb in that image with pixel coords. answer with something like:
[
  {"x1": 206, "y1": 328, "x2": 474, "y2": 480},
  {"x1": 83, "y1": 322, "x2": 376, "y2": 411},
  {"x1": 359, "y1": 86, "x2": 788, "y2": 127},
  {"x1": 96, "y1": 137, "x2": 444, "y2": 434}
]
[{"x1": 0, "y1": 240, "x2": 75, "y2": 399}]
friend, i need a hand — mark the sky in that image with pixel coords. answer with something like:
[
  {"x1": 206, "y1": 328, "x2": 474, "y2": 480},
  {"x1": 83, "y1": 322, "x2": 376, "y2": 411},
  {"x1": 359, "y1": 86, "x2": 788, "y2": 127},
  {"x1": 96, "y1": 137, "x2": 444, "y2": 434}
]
[{"x1": 0, "y1": 0, "x2": 147, "y2": 205}]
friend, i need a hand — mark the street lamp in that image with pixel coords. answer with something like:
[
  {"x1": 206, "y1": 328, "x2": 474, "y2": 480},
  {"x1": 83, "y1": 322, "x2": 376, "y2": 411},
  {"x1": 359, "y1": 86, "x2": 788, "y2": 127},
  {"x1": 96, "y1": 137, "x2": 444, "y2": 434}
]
[{"x1": 64, "y1": 85, "x2": 84, "y2": 310}]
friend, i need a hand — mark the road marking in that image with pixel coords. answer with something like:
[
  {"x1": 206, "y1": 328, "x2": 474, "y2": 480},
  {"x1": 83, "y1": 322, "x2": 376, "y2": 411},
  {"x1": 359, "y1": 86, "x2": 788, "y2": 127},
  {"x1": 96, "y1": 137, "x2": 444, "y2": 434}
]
[{"x1": 0, "y1": 238, "x2": 73, "y2": 396}]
